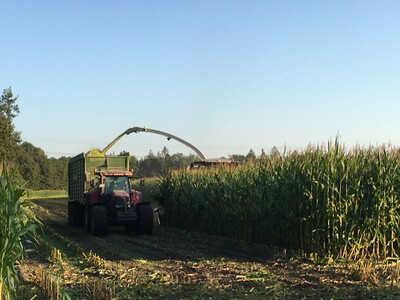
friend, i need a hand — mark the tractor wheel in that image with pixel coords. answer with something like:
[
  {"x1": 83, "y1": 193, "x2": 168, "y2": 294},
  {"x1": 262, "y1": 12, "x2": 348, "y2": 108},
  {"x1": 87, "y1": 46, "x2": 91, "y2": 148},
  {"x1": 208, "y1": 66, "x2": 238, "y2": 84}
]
[
  {"x1": 90, "y1": 206, "x2": 107, "y2": 236},
  {"x1": 136, "y1": 203, "x2": 154, "y2": 235}
]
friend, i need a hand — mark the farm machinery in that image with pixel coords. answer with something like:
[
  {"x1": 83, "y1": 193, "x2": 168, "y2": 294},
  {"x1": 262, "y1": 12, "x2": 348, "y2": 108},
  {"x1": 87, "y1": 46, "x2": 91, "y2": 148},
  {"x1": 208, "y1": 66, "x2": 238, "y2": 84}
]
[
  {"x1": 68, "y1": 153, "x2": 154, "y2": 235},
  {"x1": 67, "y1": 126, "x2": 235, "y2": 235},
  {"x1": 68, "y1": 126, "x2": 207, "y2": 236}
]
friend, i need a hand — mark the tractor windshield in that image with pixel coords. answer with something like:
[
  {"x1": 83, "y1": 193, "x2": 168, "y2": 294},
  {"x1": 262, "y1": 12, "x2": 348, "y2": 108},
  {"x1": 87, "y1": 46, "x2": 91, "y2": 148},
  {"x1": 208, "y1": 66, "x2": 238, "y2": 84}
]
[{"x1": 104, "y1": 176, "x2": 130, "y2": 193}]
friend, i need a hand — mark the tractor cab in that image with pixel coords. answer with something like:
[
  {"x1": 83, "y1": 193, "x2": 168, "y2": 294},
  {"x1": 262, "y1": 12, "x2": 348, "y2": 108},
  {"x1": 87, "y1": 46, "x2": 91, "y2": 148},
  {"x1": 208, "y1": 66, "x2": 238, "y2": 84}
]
[
  {"x1": 104, "y1": 176, "x2": 130, "y2": 194},
  {"x1": 91, "y1": 170, "x2": 132, "y2": 193}
]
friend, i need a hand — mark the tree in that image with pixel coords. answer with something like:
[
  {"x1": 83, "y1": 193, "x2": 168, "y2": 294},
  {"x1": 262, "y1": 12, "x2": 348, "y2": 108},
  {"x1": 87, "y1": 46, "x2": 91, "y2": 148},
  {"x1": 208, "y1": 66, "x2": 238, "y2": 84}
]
[
  {"x1": 15, "y1": 142, "x2": 70, "y2": 190},
  {"x1": 245, "y1": 149, "x2": 256, "y2": 163},
  {"x1": 270, "y1": 146, "x2": 281, "y2": 160},
  {"x1": 138, "y1": 156, "x2": 162, "y2": 177},
  {"x1": 0, "y1": 88, "x2": 19, "y2": 119},
  {"x1": 48, "y1": 156, "x2": 69, "y2": 190},
  {"x1": 260, "y1": 148, "x2": 267, "y2": 160},
  {"x1": 160, "y1": 146, "x2": 169, "y2": 159},
  {"x1": 229, "y1": 154, "x2": 246, "y2": 163},
  {"x1": 0, "y1": 88, "x2": 21, "y2": 162},
  {"x1": 15, "y1": 145, "x2": 40, "y2": 188},
  {"x1": 134, "y1": 147, "x2": 199, "y2": 177},
  {"x1": 16, "y1": 142, "x2": 53, "y2": 188},
  {"x1": 169, "y1": 153, "x2": 197, "y2": 170}
]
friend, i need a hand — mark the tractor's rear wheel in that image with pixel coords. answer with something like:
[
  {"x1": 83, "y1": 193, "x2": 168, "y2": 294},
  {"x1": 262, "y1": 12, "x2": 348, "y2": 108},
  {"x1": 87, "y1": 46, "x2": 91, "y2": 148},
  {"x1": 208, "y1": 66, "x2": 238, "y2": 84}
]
[
  {"x1": 136, "y1": 203, "x2": 154, "y2": 235},
  {"x1": 90, "y1": 206, "x2": 107, "y2": 236}
]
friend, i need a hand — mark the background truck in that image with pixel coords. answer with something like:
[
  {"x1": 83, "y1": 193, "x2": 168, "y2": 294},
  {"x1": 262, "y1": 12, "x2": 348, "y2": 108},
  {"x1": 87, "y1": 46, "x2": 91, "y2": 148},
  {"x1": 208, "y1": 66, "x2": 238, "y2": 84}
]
[{"x1": 68, "y1": 153, "x2": 153, "y2": 236}]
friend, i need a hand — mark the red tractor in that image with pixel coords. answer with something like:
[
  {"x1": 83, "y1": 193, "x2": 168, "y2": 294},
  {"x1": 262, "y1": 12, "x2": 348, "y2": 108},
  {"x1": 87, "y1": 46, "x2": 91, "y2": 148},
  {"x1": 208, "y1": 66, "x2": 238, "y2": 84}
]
[{"x1": 68, "y1": 154, "x2": 153, "y2": 236}]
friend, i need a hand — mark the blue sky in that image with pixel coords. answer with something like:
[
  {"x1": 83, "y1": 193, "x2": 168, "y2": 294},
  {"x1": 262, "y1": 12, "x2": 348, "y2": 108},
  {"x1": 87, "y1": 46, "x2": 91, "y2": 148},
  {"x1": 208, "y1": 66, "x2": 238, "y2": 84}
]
[{"x1": 2, "y1": 1, "x2": 400, "y2": 159}]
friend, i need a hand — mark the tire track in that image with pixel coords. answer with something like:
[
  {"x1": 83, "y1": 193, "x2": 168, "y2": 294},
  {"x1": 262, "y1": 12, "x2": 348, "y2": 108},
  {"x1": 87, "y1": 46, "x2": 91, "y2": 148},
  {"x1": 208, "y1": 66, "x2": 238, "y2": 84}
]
[{"x1": 31, "y1": 197, "x2": 271, "y2": 263}]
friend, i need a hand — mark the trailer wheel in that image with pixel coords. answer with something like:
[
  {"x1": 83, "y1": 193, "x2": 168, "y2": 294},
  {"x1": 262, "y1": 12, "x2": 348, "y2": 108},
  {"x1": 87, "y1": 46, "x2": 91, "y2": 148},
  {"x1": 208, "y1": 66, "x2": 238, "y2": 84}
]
[
  {"x1": 125, "y1": 224, "x2": 136, "y2": 233},
  {"x1": 91, "y1": 206, "x2": 107, "y2": 236},
  {"x1": 84, "y1": 203, "x2": 92, "y2": 233},
  {"x1": 68, "y1": 201, "x2": 76, "y2": 226},
  {"x1": 68, "y1": 201, "x2": 84, "y2": 226},
  {"x1": 136, "y1": 203, "x2": 154, "y2": 235}
]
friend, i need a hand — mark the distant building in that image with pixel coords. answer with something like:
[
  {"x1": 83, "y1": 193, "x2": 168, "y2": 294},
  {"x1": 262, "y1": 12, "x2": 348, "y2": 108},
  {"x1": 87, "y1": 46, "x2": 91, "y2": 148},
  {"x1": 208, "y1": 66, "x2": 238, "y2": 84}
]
[{"x1": 189, "y1": 158, "x2": 239, "y2": 170}]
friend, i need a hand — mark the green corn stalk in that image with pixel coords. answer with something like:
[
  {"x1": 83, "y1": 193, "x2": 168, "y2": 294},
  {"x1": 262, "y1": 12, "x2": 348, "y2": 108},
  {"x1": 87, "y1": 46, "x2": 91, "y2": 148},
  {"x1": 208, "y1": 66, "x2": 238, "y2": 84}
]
[
  {"x1": 0, "y1": 165, "x2": 39, "y2": 300},
  {"x1": 158, "y1": 140, "x2": 400, "y2": 260}
]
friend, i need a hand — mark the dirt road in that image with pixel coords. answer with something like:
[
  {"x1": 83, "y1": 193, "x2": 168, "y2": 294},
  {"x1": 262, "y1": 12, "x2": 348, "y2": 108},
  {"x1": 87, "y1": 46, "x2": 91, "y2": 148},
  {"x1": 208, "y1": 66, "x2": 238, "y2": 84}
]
[{"x1": 19, "y1": 197, "x2": 400, "y2": 299}]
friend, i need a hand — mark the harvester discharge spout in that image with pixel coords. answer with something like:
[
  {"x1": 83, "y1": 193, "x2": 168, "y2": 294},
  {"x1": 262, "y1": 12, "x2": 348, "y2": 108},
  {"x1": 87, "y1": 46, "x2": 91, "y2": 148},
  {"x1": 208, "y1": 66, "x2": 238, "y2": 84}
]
[{"x1": 95, "y1": 126, "x2": 207, "y2": 160}]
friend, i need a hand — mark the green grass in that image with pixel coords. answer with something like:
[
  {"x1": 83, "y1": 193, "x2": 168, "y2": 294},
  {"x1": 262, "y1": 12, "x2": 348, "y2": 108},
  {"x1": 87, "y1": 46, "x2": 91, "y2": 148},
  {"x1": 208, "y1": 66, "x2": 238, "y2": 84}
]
[{"x1": 24, "y1": 189, "x2": 67, "y2": 199}]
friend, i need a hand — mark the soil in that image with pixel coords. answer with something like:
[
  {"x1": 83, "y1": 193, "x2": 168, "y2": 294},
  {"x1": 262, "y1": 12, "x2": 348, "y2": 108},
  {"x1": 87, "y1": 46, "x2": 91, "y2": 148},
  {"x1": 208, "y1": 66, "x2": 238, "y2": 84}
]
[{"x1": 18, "y1": 197, "x2": 400, "y2": 299}]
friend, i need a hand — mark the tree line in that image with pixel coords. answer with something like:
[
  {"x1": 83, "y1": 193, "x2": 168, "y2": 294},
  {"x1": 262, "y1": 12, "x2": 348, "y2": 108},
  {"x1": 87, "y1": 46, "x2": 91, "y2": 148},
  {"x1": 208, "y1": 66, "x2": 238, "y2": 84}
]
[{"x1": 1, "y1": 87, "x2": 275, "y2": 190}]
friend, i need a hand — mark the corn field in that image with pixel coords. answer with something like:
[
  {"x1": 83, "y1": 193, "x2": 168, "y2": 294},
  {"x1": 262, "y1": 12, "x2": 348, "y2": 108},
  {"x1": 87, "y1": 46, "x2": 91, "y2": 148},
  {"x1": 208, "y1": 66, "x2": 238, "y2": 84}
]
[
  {"x1": 0, "y1": 165, "x2": 39, "y2": 300},
  {"x1": 158, "y1": 140, "x2": 400, "y2": 260}
]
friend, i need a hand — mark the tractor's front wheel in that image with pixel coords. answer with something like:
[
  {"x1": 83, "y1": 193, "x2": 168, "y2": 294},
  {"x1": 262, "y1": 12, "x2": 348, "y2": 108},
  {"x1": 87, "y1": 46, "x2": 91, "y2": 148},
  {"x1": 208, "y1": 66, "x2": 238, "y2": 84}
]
[{"x1": 136, "y1": 203, "x2": 154, "y2": 235}]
